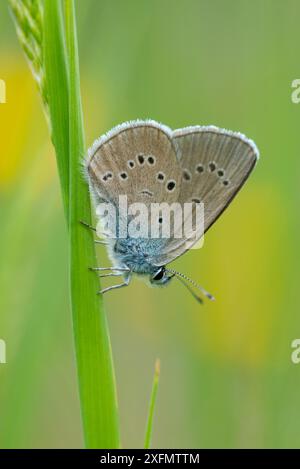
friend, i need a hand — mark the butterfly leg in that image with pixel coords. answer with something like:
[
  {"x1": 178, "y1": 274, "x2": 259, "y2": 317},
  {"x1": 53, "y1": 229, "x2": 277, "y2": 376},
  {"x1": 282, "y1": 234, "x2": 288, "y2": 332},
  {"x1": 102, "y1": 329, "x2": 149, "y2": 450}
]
[
  {"x1": 98, "y1": 273, "x2": 131, "y2": 295},
  {"x1": 80, "y1": 220, "x2": 96, "y2": 232},
  {"x1": 80, "y1": 220, "x2": 108, "y2": 238},
  {"x1": 98, "y1": 272, "x2": 124, "y2": 278},
  {"x1": 89, "y1": 266, "x2": 130, "y2": 272}
]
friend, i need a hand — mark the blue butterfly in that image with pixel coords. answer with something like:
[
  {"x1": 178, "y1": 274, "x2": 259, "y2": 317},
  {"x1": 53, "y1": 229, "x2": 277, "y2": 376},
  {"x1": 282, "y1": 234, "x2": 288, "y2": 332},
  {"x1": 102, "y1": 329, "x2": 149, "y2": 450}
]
[{"x1": 83, "y1": 120, "x2": 259, "y2": 303}]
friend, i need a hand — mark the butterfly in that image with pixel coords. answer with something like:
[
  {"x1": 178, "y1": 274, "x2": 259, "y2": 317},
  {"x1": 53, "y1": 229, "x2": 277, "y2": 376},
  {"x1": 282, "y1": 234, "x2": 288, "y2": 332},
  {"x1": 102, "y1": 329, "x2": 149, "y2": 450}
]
[{"x1": 83, "y1": 120, "x2": 259, "y2": 303}]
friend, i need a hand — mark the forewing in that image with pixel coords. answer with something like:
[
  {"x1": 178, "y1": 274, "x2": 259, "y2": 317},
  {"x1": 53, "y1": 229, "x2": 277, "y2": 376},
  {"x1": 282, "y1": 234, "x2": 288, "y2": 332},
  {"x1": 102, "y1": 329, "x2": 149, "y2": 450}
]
[{"x1": 85, "y1": 120, "x2": 182, "y2": 209}]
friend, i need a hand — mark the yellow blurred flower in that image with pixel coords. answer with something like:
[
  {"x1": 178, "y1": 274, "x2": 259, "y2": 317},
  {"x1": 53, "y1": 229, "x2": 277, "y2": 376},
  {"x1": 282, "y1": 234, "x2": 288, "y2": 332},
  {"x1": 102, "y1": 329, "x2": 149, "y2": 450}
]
[{"x1": 0, "y1": 53, "x2": 50, "y2": 191}]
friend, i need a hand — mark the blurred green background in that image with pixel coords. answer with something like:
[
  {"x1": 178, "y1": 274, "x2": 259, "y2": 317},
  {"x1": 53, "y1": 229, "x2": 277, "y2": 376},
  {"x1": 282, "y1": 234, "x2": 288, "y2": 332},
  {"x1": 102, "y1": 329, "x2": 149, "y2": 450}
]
[{"x1": 0, "y1": 0, "x2": 300, "y2": 449}]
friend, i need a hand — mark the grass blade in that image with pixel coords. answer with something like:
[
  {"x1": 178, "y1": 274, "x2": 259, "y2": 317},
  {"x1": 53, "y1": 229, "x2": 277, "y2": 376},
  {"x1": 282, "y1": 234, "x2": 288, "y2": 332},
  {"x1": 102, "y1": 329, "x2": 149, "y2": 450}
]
[
  {"x1": 144, "y1": 359, "x2": 160, "y2": 449},
  {"x1": 64, "y1": 0, "x2": 120, "y2": 449}
]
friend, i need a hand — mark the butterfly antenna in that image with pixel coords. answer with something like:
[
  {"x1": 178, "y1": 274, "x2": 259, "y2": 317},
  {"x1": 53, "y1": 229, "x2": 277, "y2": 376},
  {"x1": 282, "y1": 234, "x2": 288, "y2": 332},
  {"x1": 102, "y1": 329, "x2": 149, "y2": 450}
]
[
  {"x1": 172, "y1": 274, "x2": 203, "y2": 304},
  {"x1": 166, "y1": 268, "x2": 215, "y2": 302}
]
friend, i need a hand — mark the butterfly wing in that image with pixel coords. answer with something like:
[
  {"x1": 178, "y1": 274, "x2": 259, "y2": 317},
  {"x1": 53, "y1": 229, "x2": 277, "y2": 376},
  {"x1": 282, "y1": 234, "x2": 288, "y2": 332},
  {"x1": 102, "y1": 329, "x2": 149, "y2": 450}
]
[
  {"x1": 149, "y1": 125, "x2": 259, "y2": 266},
  {"x1": 85, "y1": 120, "x2": 182, "y2": 209}
]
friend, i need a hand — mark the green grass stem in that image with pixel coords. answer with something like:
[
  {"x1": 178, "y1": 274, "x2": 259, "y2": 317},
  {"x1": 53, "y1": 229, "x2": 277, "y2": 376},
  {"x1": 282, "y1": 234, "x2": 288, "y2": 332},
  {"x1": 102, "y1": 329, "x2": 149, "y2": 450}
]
[{"x1": 144, "y1": 359, "x2": 161, "y2": 449}]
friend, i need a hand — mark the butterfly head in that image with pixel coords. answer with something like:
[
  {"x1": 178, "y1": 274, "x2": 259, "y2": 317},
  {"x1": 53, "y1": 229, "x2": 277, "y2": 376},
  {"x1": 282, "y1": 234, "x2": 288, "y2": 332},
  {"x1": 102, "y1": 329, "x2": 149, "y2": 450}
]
[
  {"x1": 149, "y1": 266, "x2": 215, "y2": 303},
  {"x1": 150, "y1": 266, "x2": 173, "y2": 287}
]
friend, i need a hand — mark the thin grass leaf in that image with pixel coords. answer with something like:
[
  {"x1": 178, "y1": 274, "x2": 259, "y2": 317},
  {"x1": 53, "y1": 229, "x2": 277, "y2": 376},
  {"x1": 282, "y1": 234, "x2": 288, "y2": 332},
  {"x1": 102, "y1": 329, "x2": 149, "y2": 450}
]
[
  {"x1": 64, "y1": 0, "x2": 120, "y2": 448},
  {"x1": 144, "y1": 359, "x2": 160, "y2": 449},
  {"x1": 43, "y1": 0, "x2": 70, "y2": 217}
]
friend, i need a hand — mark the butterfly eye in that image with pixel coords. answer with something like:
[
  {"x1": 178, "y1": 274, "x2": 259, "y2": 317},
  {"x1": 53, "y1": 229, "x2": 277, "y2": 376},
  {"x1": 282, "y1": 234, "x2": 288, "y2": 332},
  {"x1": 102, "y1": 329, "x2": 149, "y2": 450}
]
[{"x1": 152, "y1": 268, "x2": 164, "y2": 281}]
